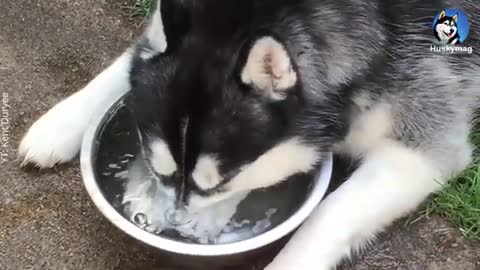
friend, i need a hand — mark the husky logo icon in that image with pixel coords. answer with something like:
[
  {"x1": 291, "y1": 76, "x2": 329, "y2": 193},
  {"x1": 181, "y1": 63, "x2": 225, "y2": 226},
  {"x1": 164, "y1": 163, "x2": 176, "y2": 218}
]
[{"x1": 433, "y1": 9, "x2": 470, "y2": 45}]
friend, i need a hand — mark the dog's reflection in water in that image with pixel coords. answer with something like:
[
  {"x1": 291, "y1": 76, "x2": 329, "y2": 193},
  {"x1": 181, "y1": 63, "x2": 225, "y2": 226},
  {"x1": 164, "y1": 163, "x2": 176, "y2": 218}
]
[{"x1": 121, "y1": 157, "x2": 277, "y2": 244}]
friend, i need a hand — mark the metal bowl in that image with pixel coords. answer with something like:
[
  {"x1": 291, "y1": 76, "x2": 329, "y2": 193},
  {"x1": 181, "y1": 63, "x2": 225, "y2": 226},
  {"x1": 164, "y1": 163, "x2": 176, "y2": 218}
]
[{"x1": 80, "y1": 93, "x2": 332, "y2": 267}]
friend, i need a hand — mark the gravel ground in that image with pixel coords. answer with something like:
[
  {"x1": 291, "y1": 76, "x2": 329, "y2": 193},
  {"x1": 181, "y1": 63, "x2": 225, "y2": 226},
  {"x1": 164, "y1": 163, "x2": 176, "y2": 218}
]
[{"x1": 0, "y1": 1, "x2": 479, "y2": 269}]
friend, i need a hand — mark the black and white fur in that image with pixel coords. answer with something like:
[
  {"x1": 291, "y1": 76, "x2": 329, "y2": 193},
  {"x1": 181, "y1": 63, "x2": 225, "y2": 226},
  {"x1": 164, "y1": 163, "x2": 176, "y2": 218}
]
[
  {"x1": 19, "y1": 0, "x2": 480, "y2": 269},
  {"x1": 434, "y1": 10, "x2": 461, "y2": 44}
]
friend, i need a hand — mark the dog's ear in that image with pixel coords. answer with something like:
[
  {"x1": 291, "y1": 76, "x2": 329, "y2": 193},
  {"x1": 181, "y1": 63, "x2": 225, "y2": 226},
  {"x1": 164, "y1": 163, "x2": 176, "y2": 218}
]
[
  {"x1": 240, "y1": 37, "x2": 298, "y2": 101},
  {"x1": 144, "y1": 0, "x2": 191, "y2": 55},
  {"x1": 452, "y1": 13, "x2": 459, "y2": 22},
  {"x1": 439, "y1": 10, "x2": 446, "y2": 20}
]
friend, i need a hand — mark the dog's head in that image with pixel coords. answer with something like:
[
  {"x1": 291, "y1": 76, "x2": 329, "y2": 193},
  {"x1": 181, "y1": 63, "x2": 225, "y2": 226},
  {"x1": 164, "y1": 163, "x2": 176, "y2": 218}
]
[
  {"x1": 130, "y1": 40, "x2": 318, "y2": 209},
  {"x1": 434, "y1": 11, "x2": 459, "y2": 44},
  {"x1": 128, "y1": 0, "x2": 360, "y2": 210}
]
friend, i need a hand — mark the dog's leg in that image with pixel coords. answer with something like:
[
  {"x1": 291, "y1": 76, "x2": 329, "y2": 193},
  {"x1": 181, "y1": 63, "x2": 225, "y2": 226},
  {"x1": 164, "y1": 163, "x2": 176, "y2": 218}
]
[
  {"x1": 265, "y1": 140, "x2": 471, "y2": 270},
  {"x1": 18, "y1": 50, "x2": 134, "y2": 168},
  {"x1": 19, "y1": 1, "x2": 166, "y2": 168}
]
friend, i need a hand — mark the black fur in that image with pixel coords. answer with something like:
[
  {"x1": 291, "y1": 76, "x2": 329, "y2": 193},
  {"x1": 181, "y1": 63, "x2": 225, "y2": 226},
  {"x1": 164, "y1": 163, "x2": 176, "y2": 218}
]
[{"x1": 127, "y1": 0, "x2": 479, "y2": 201}]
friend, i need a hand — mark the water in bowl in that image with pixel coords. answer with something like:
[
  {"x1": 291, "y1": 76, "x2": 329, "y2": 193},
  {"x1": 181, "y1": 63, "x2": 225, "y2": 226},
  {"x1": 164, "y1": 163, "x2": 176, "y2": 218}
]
[{"x1": 94, "y1": 100, "x2": 313, "y2": 244}]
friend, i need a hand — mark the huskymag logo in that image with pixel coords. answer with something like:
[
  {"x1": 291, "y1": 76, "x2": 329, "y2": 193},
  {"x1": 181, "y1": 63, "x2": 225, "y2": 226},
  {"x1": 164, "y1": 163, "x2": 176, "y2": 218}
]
[{"x1": 430, "y1": 9, "x2": 473, "y2": 54}]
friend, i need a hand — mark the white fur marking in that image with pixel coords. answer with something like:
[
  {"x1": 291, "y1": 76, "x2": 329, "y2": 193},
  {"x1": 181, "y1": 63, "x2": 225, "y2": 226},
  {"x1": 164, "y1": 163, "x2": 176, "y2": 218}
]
[
  {"x1": 188, "y1": 138, "x2": 319, "y2": 209},
  {"x1": 335, "y1": 103, "x2": 392, "y2": 157},
  {"x1": 266, "y1": 141, "x2": 444, "y2": 270},
  {"x1": 192, "y1": 155, "x2": 223, "y2": 190},
  {"x1": 141, "y1": 0, "x2": 167, "y2": 59},
  {"x1": 149, "y1": 139, "x2": 177, "y2": 176},
  {"x1": 229, "y1": 138, "x2": 318, "y2": 190}
]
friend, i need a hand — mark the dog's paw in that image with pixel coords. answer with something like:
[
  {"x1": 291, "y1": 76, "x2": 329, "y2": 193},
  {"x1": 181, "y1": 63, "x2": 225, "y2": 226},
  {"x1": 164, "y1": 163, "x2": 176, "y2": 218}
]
[{"x1": 19, "y1": 98, "x2": 88, "y2": 168}]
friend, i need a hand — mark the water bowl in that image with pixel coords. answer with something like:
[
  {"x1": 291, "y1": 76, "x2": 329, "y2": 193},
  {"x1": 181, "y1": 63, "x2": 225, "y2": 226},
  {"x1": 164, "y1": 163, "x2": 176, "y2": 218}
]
[{"x1": 80, "y1": 93, "x2": 333, "y2": 268}]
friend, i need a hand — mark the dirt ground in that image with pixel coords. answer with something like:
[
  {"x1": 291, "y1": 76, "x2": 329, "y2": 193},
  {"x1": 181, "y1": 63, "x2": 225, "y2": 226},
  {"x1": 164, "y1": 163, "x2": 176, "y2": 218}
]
[{"x1": 0, "y1": 1, "x2": 479, "y2": 269}]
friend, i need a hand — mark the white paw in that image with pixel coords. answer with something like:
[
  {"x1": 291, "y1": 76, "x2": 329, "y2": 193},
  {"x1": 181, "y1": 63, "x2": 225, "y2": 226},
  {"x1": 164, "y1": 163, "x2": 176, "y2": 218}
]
[
  {"x1": 18, "y1": 50, "x2": 134, "y2": 168},
  {"x1": 19, "y1": 96, "x2": 89, "y2": 168}
]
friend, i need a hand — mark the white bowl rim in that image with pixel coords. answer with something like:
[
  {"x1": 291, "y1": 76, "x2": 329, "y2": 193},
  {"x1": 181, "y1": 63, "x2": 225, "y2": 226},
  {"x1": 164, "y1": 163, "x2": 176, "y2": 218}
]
[{"x1": 80, "y1": 93, "x2": 333, "y2": 256}]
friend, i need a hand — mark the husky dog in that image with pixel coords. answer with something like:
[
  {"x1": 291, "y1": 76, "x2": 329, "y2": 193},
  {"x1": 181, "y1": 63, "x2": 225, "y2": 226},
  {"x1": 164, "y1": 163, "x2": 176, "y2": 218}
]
[
  {"x1": 19, "y1": 0, "x2": 479, "y2": 269},
  {"x1": 434, "y1": 10, "x2": 461, "y2": 44}
]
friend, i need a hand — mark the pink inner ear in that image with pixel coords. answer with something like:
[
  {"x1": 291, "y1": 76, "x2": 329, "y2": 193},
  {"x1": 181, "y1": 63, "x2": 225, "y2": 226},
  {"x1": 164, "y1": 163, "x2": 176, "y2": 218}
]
[
  {"x1": 269, "y1": 46, "x2": 292, "y2": 78},
  {"x1": 240, "y1": 37, "x2": 297, "y2": 99}
]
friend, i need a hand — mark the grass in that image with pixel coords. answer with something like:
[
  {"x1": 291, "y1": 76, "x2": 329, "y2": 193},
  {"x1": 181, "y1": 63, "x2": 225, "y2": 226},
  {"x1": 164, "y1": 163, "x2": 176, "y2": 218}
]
[
  {"x1": 426, "y1": 130, "x2": 480, "y2": 240},
  {"x1": 122, "y1": 0, "x2": 153, "y2": 21},
  {"x1": 125, "y1": 0, "x2": 480, "y2": 242}
]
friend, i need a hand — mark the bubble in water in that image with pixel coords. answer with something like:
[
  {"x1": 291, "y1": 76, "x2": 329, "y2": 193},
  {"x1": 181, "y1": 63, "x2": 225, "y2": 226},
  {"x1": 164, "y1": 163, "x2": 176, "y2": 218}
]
[
  {"x1": 265, "y1": 208, "x2": 277, "y2": 218},
  {"x1": 108, "y1": 164, "x2": 120, "y2": 169},
  {"x1": 215, "y1": 208, "x2": 278, "y2": 244},
  {"x1": 165, "y1": 207, "x2": 192, "y2": 226},
  {"x1": 133, "y1": 212, "x2": 149, "y2": 227},
  {"x1": 145, "y1": 225, "x2": 157, "y2": 233},
  {"x1": 114, "y1": 171, "x2": 128, "y2": 179}
]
